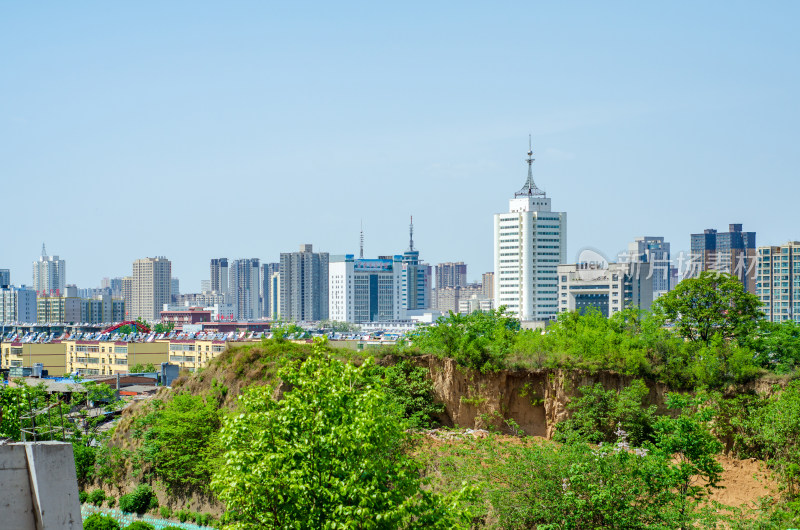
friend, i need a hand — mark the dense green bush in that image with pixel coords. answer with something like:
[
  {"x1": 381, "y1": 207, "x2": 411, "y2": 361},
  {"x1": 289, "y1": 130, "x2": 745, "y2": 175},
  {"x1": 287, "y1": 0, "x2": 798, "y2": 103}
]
[
  {"x1": 158, "y1": 505, "x2": 172, "y2": 519},
  {"x1": 88, "y1": 488, "x2": 106, "y2": 506},
  {"x1": 554, "y1": 379, "x2": 656, "y2": 446},
  {"x1": 82, "y1": 513, "x2": 120, "y2": 530},
  {"x1": 79, "y1": 490, "x2": 88, "y2": 504},
  {"x1": 212, "y1": 341, "x2": 472, "y2": 527},
  {"x1": 118, "y1": 484, "x2": 157, "y2": 514},
  {"x1": 73, "y1": 443, "x2": 97, "y2": 486},
  {"x1": 409, "y1": 308, "x2": 520, "y2": 372},
  {"x1": 137, "y1": 393, "x2": 221, "y2": 494},
  {"x1": 370, "y1": 359, "x2": 443, "y2": 428},
  {"x1": 123, "y1": 523, "x2": 154, "y2": 530},
  {"x1": 440, "y1": 393, "x2": 723, "y2": 529}
]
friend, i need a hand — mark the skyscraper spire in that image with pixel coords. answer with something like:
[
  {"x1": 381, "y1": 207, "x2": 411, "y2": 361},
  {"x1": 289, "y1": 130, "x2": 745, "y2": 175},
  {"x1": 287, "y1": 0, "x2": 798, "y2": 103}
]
[
  {"x1": 41, "y1": 243, "x2": 47, "y2": 257},
  {"x1": 408, "y1": 215, "x2": 415, "y2": 252},
  {"x1": 515, "y1": 135, "x2": 546, "y2": 198},
  {"x1": 360, "y1": 221, "x2": 364, "y2": 259}
]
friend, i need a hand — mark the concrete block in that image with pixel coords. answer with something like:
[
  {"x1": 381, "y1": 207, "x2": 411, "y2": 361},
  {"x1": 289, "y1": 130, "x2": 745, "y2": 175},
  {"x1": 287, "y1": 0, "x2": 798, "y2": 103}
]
[
  {"x1": 23, "y1": 442, "x2": 82, "y2": 529},
  {"x1": 0, "y1": 444, "x2": 36, "y2": 529}
]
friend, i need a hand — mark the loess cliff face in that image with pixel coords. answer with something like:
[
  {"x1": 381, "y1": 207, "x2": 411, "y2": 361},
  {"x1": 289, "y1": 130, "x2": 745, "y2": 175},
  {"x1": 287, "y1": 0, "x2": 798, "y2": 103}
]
[{"x1": 414, "y1": 355, "x2": 671, "y2": 438}]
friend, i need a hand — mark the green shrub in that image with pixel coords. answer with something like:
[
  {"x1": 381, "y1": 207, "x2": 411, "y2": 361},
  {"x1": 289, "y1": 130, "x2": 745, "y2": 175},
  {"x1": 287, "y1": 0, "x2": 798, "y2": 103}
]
[
  {"x1": 73, "y1": 443, "x2": 96, "y2": 486},
  {"x1": 123, "y1": 523, "x2": 154, "y2": 530},
  {"x1": 88, "y1": 488, "x2": 106, "y2": 506},
  {"x1": 554, "y1": 379, "x2": 656, "y2": 447},
  {"x1": 176, "y1": 509, "x2": 189, "y2": 522},
  {"x1": 370, "y1": 359, "x2": 443, "y2": 428},
  {"x1": 79, "y1": 490, "x2": 88, "y2": 504},
  {"x1": 106, "y1": 497, "x2": 116, "y2": 508},
  {"x1": 118, "y1": 484, "x2": 157, "y2": 514},
  {"x1": 82, "y1": 513, "x2": 120, "y2": 530},
  {"x1": 159, "y1": 505, "x2": 172, "y2": 519}
]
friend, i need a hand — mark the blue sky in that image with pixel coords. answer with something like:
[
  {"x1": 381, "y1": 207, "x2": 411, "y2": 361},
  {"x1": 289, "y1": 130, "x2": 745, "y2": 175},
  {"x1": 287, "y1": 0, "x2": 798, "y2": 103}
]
[{"x1": 2, "y1": 2, "x2": 799, "y2": 290}]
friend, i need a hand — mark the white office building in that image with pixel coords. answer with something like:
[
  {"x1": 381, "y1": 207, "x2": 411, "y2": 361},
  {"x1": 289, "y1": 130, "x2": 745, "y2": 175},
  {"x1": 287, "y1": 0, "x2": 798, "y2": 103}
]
[
  {"x1": 557, "y1": 262, "x2": 654, "y2": 316},
  {"x1": 493, "y1": 145, "x2": 567, "y2": 322},
  {"x1": 329, "y1": 255, "x2": 404, "y2": 324}
]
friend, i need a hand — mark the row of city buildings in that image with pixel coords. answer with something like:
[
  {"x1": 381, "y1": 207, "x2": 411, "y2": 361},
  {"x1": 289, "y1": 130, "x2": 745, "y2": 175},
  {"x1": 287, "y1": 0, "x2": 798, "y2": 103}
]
[{"x1": 2, "y1": 145, "x2": 797, "y2": 329}]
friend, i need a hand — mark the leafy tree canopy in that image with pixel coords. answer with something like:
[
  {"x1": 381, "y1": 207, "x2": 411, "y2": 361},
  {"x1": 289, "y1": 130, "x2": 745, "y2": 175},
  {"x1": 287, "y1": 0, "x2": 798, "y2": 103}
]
[
  {"x1": 655, "y1": 272, "x2": 762, "y2": 345},
  {"x1": 211, "y1": 340, "x2": 472, "y2": 528}
]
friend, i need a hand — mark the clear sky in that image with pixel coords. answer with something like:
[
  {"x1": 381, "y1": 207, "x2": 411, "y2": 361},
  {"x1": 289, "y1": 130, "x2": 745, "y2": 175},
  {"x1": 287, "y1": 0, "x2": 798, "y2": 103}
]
[{"x1": 2, "y1": 2, "x2": 799, "y2": 291}]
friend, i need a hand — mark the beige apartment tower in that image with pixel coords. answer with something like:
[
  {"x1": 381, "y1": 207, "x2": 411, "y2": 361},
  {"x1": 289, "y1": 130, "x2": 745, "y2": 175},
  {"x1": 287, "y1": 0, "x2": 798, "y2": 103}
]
[{"x1": 131, "y1": 257, "x2": 171, "y2": 321}]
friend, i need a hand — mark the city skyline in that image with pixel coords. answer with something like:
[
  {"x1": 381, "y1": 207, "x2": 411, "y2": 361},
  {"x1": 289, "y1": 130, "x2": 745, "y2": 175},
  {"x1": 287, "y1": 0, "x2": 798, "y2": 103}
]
[{"x1": 3, "y1": 3, "x2": 800, "y2": 290}]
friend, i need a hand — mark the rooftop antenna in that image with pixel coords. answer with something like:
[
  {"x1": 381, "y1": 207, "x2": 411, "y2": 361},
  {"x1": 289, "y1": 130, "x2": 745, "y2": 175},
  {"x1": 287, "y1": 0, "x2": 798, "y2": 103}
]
[
  {"x1": 41, "y1": 243, "x2": 46, "y2": 256},
  {"x1": 408, "y1": 215, "x2": 415, "y2": 252},
  {"x1": 515, "y1": 134, "x2": 546, "y2": 198},
  {"x1": 360, "y1": 220, "x2": 364, "y2": 259}
]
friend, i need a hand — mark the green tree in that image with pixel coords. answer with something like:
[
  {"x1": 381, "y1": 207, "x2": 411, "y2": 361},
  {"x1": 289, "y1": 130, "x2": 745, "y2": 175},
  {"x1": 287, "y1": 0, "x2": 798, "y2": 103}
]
[
  {"x1": 152, "y1": 322, "x2": 174, "y2": 334},
  {"x1": 409, "y1": 307, "x2": 520, "y2": 372},
  {"x1": 655, "y1": 272, "x2": 762, "y2": 346},
  {"x1": 211, "y1": 341, "x2": 471, "y2": 528},
  {"x1": 554, "y1": 379, "x2": 657, "y2": 446},
  {"x1": 139, "y1": 393, "x2": 221, "y2": 494}
]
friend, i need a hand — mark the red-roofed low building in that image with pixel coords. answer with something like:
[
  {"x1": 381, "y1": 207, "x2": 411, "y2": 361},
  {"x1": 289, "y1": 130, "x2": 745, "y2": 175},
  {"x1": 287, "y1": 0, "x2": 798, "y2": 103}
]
[{"x1": 160, "y1": 307, "x2": 212, "y2": 331}]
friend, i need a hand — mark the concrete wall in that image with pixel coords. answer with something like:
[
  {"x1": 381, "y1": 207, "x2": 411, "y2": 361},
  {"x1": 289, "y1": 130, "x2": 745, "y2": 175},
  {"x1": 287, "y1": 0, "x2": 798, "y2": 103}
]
[{"x1": 0, "y1": 442, "x2": 82, "y2": 529}]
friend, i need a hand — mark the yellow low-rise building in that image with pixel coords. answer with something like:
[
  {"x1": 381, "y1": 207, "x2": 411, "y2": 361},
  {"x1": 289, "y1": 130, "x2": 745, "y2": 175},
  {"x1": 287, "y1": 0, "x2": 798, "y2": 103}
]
[{"x1": 1, "y1": 338, "x2": 240, "y2": 376}]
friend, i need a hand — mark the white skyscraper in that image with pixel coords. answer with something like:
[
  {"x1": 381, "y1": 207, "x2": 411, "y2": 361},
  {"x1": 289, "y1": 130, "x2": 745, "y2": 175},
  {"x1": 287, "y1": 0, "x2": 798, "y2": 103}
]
[
  {"x1": 132, "y1": 257, "x2": 172, "y2": 321},
  {"x1": 493, "y1": 143, "x2": 567, "y2": 321},
  {"x1": 32, "y1": 244, "x2": 66, "y2": 296}
]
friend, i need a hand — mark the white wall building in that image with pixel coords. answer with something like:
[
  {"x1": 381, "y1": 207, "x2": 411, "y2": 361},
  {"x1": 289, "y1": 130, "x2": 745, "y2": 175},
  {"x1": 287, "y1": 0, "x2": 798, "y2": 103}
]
[
  {"x1": 493, "y1": 145, "x2": 567, "y2": 322},
  {"x1": 0, "y1": 286, "x2": 37, "y2": 323},
  {"x1": 329, "y1": 255, "x2": 404, "y2": 324},
  {"x1": 557, "y1": 262, "x2": 654, "y2": 316},
  {"x1": 32, "y1": 244, "x2": 66, "y2": 296}
]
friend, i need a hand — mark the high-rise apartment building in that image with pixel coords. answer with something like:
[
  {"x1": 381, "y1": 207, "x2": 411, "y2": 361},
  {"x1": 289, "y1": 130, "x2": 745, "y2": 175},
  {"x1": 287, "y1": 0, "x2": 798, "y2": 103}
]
[
  {"x1": 32, "y1": 244, "x2": 66, "y2": 296},
  {"x1": 131, "y1": 257, "x2": 171, "y2": 321},
  {"x1": 231, "y1": 258, "x2": 261, "y2": 320},
  {"x1": 0, "y1": 286, "x2": 36, "y2": 323},
  {"x1": 171, "y1": 278, "x2": 180, "y2": 298},
  {"x1": 493, "y1": 144, "x2": 567, "y2": 321},
  {"x1": 0, "y1": 269, "x2": 9, "y2": 288},
  {"x1": 261, "y1": 262, "x2": 280, "y2": 319},
  {"x1": 329, "y1": 255, "x2": 404, "y2": 323},
  {"x1": 280, "y1": 244, "x2": 329, "y2": 322},
  {"x1": 121, "y1": 277, "x2": 134, "y2": 319},
  {"x1": 435, "y1": 262, "x2": 467, "y2": 290},
  {"x1": 210, "y1": 258, "x2": 230, "y2": 298},
  {"x1": 481, "y1": 272, "x2": 495, "y2": 300},
  {"x1": 756, "y1": 242, "x2": 800, "y2": 323},
  {"x1": 690, "y1": 224, "x2": 756, "y2": 293},
  {"x1": 627, "y1": 236, "x2": 671, "y2": 297}
]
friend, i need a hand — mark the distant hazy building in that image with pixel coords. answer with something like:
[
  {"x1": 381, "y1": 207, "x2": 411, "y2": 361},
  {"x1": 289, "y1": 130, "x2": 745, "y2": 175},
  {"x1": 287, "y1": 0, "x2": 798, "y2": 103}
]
[
  {"x1": 482, "y1": 272, "x2": 495, "y2": 300},
  {"x1": 32, "y1": 244, "x2": 66, "y2": 296},
  {"x1": 231, "y1": 258, "x2": 261, "y2": 320},
  {"x1": 122, "y1": 276, "x2": 134, "y2": 319},
  {"x1": 171, "y1": 278, "x2": 180, "y2": 299},
  {"x1": 269, "y1": 271, "x2": 281, "y2": 320},
  {"x1": 261, "y1": 262, "x2": 280, "y2": 319},
  {"x1": 280, "y1": 244, "x2": 329, "y2": 322},
  {"x1": 0, "y1": 286, "x2": 36, "y2": 323},
  {"x1": 0, "y1": 269, "x2": 9, "y2": 288},
  {"x1": 329, "y1": 255, "x2": 404, "y2": 323},
  {"x1": 557, "y1": 262, "x2": 653, "y2": 316},
  {"x1": 210, "y1": 258, "x2": 230, "y2": 298},
  {"x1": 435, "y1": 262, "x2": 467, "y2": 290},
  {"x1": 436, "y1": 284, "x2": 483, "y2": 315},
  {"x1": 131, "y1": 257, "x2": 172, "y2": 321},
  {"x1": 494, "y1": 144, "x2": 567, "y2": 321},
  {"x1": 690, "y1": 224, "x2": 756, "y2": 293},
  {"x1": 37, "y1": 295, "x2": 81, "y2": 324},
  {"x1": 756, "y1": 242, "x2": 800, "y2": 323},
  {"x1": 627, "y1": 236, "x2": 672, "y2": 297}
]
